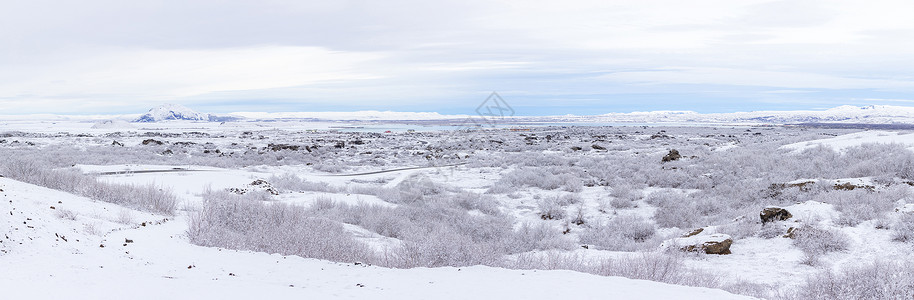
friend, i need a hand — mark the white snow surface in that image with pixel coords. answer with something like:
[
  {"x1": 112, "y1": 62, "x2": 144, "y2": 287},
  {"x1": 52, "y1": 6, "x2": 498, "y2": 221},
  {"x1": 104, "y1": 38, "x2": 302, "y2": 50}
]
[
  {"x1": 781, "y1": 131, "x2": 914, "y2": 152},
  {"x1": 0, "y1": 176, "x2": 754, "y2": 300}
]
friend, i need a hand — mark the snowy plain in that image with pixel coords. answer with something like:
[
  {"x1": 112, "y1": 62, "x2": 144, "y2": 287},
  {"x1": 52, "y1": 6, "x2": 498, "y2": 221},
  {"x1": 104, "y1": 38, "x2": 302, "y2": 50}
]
[{"x1": 4, "y1": 108, "x2": 914, "y2": 299}]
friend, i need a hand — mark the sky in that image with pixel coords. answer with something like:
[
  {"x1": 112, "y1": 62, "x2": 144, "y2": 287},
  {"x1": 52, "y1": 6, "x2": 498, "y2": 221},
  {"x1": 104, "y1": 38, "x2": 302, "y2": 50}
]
[{"x1": 2, "y1": 0, "x2": 914, "y2": 116}]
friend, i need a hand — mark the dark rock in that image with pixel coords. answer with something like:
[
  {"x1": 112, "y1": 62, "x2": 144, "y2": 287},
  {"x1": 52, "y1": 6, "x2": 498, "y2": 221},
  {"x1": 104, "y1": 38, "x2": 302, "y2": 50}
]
[
  {"x1": 661, "y1": 149, "x2": 681, "y2": 162},
  {"x1": 678, "y1": 234, "x2": 733, "y2": 255},
  {"x1": 760, "y1": 207, "x2": 793, "y2": 224},
  {"x1": 141, "y1": 139, "x2": 164, "y2": 146},
  {"x1": 268, "y1": 143, "x2": 300, "y2": 151}
]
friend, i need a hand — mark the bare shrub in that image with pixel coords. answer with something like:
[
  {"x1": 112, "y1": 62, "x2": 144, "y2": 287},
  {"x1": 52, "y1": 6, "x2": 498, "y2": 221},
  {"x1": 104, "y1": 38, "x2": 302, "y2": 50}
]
[
  {"x1": 817, "y1": 189, "x2": 895, "y2": 226},
  {"x1": 716, "y1": 214, "x2": 763, "y2": 239},
  {"x1": 0, "y1": 157, "x2": 176, "y2": 214},
  {"x1": 557, "y1": 193, "x2": 582, "y2": 206},
  {"x1": 383, "y1": 225, "x2": 506, "y2": 268},
  {"x1": 504, "y1": 252, "x2": 719, "y2": 288},
  {"x1": 537, "y1": 197, "x2": 566, "y2": 220},
  {"x1": 579, "y1": 215, "x2": 658, "y2": 251},
  {"x1": 610, "y1": 197, "x2": 636, "y2": 209},
  {"x1": 117, "y1": 209, "x2": 134, "y2": 224},
  {"x1": 791, "y1": 261, "x2": 914, "y2": 300},
  {"x1": 511, "y1": 222, "x2": 576, "y2": 252},
  {"x1": 494, "y1": 167, "x2": 583, "y2": 192},
  {"x1": 188, "y1": 191, "x2": 376, "y2": 263},
  {"x1": 452, "y1": 192, "x2": 500, "y2": 215},
  {"x1": 792, "y1": 226, "x2": 850, "y2": 265},
  {"x1": 650, "y1": 192, "x2": 728, "y2": 229},
  {"x1": 893, "y1": 213, "x2": 914, "y2": 242},
  {"x1": 268, "y1": 173, "x2": 339, "y2": 193},
  {"x1": 55, "y1": 208, "x2": 78, "y2": 220}
]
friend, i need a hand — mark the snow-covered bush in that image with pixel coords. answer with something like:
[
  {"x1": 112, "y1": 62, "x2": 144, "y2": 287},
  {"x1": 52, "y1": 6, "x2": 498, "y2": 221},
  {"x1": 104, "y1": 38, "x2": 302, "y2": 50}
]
[
  {"x1": 816, "y1": 189, "x2": 896, "y2": 226},
  {"x1": 792, "y1": 261, "x2": 914, "y2": 300},
  {"x1": 792, "y1": 225, "x2": 850, "y2": 265},
  {"x1": 504, "y1": 252, "x2": 719, "y2": 289},
  {"x1": 649, "y1": 192, "x2": 726, "y2": 229},
  {"x1": 188, "y1": 190, "x2": 376, "y2": 263},
  {"x1": 0, "y1": 157, "x2": 177, "y2": 214},
  {"x1": 451, "y1": 192, "x2": 500, "y2": 215},
  {"x1": 892, "y1": 213, "x2": 914, "y2": 242},
  {"x1": 510, "y1": 222, "x2": 576, "y2": 252},
  {"x1": 55, "y1": 208, "x2": 78, "y2": 220},
  {"x1": 269, "y1": 173, "x2": 340, "y2": 193},
  {"x1": 384, "y1": 225, "x2": 506, "y2": 268},
  {"x1": 492, "y1": 167, "x2": 584, "y2": 192},
  {"x1": 580, "y1": 215, "x2": 658, "y2": 251},
  {"x1": 537, "y1": 197, "x2": 566, "y2": 220}
]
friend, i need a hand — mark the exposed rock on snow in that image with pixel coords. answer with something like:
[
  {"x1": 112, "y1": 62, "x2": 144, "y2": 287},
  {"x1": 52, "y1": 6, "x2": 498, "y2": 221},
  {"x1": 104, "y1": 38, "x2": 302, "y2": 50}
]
[
  {"x1": 141, "y1": 139, "x2": 165, "y2": 146},
  {"x1": 228, "y1": 179, "x2": 280, "y2": 195},
  {"x1": 661, "y1": 149, "x2": 682, "y2": 162},
  {"x1": 682, "y1": 228, "x2": 705, "y2": 237},
  {"x1": 666, "y1": 233, "x2": 733, "y2": 255},
  {"x1": 760, "y1": 207, "x2": 793, "y2": 224}
]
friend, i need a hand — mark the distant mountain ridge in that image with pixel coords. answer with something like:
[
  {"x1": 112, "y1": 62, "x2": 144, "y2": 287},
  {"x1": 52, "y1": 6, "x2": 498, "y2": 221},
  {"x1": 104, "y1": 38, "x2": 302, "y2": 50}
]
[{"x1": 121, "y1": 104, "x2": 914, "y2": 124}]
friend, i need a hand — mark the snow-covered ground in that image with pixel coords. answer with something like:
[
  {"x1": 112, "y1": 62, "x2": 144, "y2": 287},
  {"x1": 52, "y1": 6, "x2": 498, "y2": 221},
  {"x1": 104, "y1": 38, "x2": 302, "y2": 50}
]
[
  {"x1": 781, "y1": 130, "x2": 914, "y2": 152},
  {"x1": 0, "y1": 177, "x2": 753, "y2": 300},
  {"x1": 4, "y1": 117, "x2": 914, "y2": 299}
]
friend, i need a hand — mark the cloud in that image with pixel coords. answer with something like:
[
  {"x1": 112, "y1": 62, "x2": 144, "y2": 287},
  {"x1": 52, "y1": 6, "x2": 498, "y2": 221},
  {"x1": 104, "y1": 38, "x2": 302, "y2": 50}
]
[{"x1": 2, "y1": 0, "x2": 914, "y2": 114}]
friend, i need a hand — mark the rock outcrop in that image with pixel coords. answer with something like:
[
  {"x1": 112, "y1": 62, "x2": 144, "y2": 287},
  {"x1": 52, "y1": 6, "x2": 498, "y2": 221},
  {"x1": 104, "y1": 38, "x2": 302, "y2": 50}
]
[{"x1": 760, "y1": 207, "x2": 793, "y2": 224}]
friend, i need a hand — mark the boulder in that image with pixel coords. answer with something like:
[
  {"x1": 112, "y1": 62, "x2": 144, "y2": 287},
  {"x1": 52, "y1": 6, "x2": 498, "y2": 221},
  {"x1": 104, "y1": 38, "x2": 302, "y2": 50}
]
[
  {"x1": 228, "y1": 179, "x2": 279, "y2": 195},
  {"x1": 661, "y1": 149, "x2": 681, "y2": 162},
  {"x1": 760, "y1": 207, "x2": 793, "y2": 224},
  {"x1": 669, "y1": 233, "x2": 733, "y2": 255},
  {"x1": 141, "y1": 139, "x2": 164, "y2": 146}
]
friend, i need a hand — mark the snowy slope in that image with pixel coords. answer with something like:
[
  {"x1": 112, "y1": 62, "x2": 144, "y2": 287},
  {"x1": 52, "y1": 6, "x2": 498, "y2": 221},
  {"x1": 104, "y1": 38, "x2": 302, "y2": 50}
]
[
  {"x1": 781, "y1": 131, "x2": 914, "y2": 152},
  {"x1": 0, "y1": 177, "x2": 755, "y2": 300}
]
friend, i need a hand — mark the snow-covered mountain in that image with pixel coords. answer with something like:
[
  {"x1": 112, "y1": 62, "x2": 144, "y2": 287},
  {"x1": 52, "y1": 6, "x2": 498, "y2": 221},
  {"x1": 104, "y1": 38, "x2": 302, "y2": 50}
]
[{"x1": 134, "y1": 104, "x2": 240, "y2": 122}]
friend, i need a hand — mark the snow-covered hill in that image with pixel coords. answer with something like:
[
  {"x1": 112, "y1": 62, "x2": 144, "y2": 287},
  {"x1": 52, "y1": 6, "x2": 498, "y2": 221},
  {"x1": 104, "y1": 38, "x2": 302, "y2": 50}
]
[
  {"x1": 134, "y1": 104, "x2": 210, "y2": 122},
  {"x1": 134, "y1": 104, "x2": 240, "y2": 122}
]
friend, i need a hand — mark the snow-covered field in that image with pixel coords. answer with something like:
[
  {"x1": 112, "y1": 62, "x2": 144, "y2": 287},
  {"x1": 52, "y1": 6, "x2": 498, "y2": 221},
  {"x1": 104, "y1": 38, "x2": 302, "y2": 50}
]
[{"x1": 3, "y1": 117, "x2": 914, "y2": 299}]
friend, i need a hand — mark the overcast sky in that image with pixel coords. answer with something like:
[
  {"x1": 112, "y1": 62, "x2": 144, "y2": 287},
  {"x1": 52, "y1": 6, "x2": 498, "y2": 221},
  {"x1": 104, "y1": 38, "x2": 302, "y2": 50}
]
[{"x1": 2, "y1": 0, "x2": 914, "y2": 115}]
